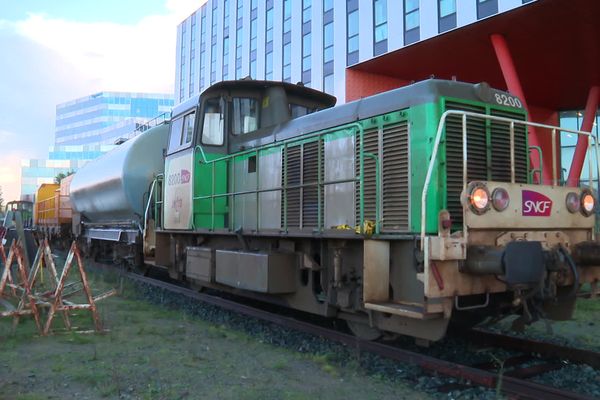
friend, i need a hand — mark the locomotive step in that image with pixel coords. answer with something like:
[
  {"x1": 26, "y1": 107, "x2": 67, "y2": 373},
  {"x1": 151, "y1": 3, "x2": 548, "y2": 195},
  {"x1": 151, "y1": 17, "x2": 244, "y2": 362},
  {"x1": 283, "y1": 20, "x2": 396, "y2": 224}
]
[{"x1": 364, "y1": 301, "x2": 444, "y2": 319}]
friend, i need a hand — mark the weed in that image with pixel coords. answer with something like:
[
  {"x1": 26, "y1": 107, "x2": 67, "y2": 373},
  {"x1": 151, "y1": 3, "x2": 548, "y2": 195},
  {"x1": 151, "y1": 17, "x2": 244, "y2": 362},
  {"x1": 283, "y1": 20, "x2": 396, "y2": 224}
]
[{"x1": 270, "y1": 358, "x2": 289, "y2": 370}]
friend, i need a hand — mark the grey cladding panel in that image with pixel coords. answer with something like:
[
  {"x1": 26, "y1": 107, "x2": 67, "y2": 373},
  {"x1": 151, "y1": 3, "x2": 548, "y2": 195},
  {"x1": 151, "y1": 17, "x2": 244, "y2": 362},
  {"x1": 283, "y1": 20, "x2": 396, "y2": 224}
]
[
  {"x1": 325, "y1": 135, "x2": 355, "y2": 228},
  {"x1": 215, "y1": 250, "x2": 297, "y2": 293},
  {"x1": 186, "y1": 247, "x2": 214, "y2": 283}
]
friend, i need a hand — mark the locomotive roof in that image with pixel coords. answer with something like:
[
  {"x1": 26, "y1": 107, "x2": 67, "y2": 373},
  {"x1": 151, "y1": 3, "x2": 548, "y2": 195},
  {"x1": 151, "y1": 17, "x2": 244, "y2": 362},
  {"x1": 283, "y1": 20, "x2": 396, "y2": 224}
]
[
  {"x1": 172, "y1": 79, "x2": 336, "y2": 118},
  {"x1": 232, "y1": 78, "x2": 526, "y2": 150},
  {"x1": 274, "y1": 79, "x2": 524, "y2": 140}
]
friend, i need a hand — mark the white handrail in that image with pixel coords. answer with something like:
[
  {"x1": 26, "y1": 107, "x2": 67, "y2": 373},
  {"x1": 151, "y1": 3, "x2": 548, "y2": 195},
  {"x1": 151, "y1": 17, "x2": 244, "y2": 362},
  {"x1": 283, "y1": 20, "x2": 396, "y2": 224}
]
[{"x1": 420, "y1": 110, "x2": 600, "y2": 251}]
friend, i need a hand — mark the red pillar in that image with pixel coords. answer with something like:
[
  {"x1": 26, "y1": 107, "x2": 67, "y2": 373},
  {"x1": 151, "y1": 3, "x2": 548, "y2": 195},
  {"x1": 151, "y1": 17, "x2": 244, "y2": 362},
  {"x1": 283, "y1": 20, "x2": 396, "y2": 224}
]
[
  {"x1": 566, "y1": 86, "x2": 600, "y2": 187},
  {"x1": 490, "y1": 33, "x2": 550, "y2": 184}
]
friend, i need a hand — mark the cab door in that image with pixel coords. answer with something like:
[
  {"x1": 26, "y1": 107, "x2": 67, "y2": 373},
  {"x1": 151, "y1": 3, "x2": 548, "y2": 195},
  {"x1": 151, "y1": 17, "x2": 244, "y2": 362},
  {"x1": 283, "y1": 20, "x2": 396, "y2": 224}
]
[
  {"x1": 193, "y1": 97, "x2": 228, "y2": 229},
  {"x1": 163, "y1": 111, "x2": 196, "y2": 230}
]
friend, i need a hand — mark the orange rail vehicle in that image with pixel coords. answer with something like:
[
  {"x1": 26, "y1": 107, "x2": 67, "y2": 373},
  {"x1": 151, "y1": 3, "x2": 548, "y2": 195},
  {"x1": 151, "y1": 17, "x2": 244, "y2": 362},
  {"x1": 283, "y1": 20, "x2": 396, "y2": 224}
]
[{"x1": 34, "y1": 175, "x2": 74, "y2": 239}]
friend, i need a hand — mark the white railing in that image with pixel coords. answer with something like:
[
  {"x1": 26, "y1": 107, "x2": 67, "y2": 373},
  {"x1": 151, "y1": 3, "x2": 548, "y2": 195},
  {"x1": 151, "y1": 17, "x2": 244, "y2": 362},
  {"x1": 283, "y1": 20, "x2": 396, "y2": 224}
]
[{"x1": 420, "y1": 110, "x2": 600, "y2": 250}]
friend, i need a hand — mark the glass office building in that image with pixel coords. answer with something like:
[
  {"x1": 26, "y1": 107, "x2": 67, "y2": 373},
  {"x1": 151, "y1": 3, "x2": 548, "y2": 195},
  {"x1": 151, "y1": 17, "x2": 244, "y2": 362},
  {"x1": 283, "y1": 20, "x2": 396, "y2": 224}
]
[
  {"x1": 21, "y1": 92, "x2": 174, "y2": 196},
  {"x1": 175, "y1": 0, "x2": 538, "y2": 105},
  {"x1": 55, "y1": 92, "x2": 173, "y2": 146}
]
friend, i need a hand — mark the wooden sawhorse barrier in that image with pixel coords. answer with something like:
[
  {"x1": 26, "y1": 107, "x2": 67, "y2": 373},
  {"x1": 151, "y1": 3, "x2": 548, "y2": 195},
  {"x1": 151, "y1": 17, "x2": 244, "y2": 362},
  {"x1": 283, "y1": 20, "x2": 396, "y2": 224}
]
[{"x1": 0, "y1": 239, "x2": 116, "y2": 335}]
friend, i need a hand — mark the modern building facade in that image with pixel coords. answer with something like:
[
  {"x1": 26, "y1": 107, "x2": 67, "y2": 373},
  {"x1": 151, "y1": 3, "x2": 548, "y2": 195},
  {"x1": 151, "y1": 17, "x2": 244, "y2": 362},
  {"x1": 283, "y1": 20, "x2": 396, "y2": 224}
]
[
  {"x1": 175, "y1": 0, "x2": 537, "y2": 105},
  {"x1": 21, "y1": 92, "x2": 174, "y2": 196},
  {"x1": 55, "y1": 91, "x2": 173, "y2": 146}
]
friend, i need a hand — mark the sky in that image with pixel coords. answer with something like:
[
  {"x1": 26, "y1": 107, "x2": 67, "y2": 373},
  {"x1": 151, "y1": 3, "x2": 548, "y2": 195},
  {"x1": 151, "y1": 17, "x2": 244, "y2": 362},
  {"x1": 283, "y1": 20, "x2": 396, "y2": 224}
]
[{"x1": 0, "y1": 0, "x2": 202, "y2": 202}]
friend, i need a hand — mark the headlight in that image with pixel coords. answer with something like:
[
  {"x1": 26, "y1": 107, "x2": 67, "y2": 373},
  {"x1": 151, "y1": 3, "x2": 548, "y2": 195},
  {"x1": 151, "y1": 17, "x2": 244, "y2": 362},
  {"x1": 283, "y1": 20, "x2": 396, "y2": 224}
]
[
  {"x1": 565, "y1": 192, "x2": 580, "y2": 213},
  {"x1": 491, "y1": 188, "x2": 510, "y2": 211},
  {"x1": 469, "y1": 184, "x2": 490, "y2": 214},
  {"x1": 581, "y1": 190, "x2": 596, "y2": 216}
]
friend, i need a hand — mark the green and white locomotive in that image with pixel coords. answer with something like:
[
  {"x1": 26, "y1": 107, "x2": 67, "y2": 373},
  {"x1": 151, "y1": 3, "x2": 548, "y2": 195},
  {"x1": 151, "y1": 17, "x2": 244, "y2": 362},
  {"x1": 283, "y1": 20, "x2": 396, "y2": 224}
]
[{"x1": 75, "y1": 78, "x2": 600, "y2": 342}]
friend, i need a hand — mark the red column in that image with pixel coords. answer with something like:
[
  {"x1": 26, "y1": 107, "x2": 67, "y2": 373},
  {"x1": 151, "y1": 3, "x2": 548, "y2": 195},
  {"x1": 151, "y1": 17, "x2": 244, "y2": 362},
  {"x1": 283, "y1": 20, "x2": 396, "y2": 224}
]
[
  {"x1": 566, "y1": 86, "x2": 600, "y2": 187},
  {"x1": 490, "y1": 33, "x2": 549, "y2": 184}
]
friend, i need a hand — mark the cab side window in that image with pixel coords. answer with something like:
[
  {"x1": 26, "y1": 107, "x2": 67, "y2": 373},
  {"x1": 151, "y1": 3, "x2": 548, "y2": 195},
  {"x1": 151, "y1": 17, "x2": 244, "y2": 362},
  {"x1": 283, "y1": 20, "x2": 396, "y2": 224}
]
[
  {"x1": 167, "y1": 111, "x2": 196, "y2": 154},
  {"x1": 202, "y1": 98, "x2": 224, "y2": 145},
  {"x1": 182, "y1": 113, "x2": 195, "y2": 145},
  {"x1": 232, "y1": 97, "x2": 259, "y2": 135}
]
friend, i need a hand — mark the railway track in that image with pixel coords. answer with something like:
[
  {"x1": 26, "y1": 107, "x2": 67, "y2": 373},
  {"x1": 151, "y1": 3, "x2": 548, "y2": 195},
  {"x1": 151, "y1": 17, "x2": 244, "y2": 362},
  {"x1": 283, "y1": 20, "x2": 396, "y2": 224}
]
[{"x1": 124, "y1": 271, "x2": 597, "y2": 400}]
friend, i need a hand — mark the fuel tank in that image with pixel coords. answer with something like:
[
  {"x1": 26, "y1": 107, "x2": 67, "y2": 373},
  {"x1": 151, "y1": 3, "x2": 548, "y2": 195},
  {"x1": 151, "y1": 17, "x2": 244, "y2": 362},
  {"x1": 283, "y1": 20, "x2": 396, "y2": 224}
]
[{"x1": 70, "y1": 123, "x2": 170, "y2": 224}]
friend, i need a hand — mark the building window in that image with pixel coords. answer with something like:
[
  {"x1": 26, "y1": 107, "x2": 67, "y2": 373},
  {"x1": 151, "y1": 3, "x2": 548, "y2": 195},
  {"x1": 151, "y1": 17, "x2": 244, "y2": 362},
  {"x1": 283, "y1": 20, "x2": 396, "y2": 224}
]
[
  {"x1": 477, "y1": 0, "x2": 498, "y2": 19},
  {"x1": 282, "y1": 0, "x2": 292, "y2": 82},
  {"x1": 404, "y1": 0, "x2": 419, "y2": 45},
  {"x1": 302, "y1": 0, "x2": 312, "y2": 86},
  {"x1": 210, "y1": 4, "x2": 218, "y2": 84},
  {"x1": 323, "y1": 1, "x2": 334, "y2": 93},
  {"x1": 236, "y1": 0, "x2": 244, "y2": 79},
  {"x1": 323, "y1": 73, "x2": 334, "y2": 94},
  {"x1": 373, "y1": 0, "x2": 387, "y2": 56},
  {"x1": 265, "y1": 0, "x2": 274, "y2": 80},
  {"x1": 346, "y1": 0, "x2": 359, "y2": 66},
  {"x1": 179, "y1": 21, "x2": 186, "y2": 102},
  {"x1": 199, "y1": 6, "x2": 207, "y2": 92},
  {"x1": 223, "y1": 0, "x2": 230, "y2": 80},
  {"x1": 189, "y1": 12, "x2": 197, "y2": 96},
  {"x1": 249, "y1": 0, "x2": 258, "y2": 78},
  {"x1": 438, "y1": 0, "x2": 456, "y2": 33}
]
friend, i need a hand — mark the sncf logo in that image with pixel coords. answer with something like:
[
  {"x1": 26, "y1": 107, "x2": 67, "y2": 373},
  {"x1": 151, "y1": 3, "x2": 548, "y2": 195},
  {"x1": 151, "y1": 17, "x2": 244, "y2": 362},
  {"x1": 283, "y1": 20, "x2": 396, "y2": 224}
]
[
  {"x1": 181, "y1": 169, "x2": 191, "y2": 184},
  {"x1": 522, "y1": 190, "x2": 552, "y2": 217}
]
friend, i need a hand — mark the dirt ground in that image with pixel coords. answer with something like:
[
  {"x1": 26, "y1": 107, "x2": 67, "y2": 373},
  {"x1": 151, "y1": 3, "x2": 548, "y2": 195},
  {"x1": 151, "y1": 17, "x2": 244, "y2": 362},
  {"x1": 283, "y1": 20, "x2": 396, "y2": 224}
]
[{"x1": 0, "y1": 270, "x2": 434, "y2": 400}]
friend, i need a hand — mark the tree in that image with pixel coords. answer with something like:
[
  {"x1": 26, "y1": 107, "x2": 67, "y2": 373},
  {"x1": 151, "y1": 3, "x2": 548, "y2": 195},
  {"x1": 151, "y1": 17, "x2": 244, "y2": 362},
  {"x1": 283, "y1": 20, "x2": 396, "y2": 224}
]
[
  {"x1": 0, "y1": 185, "x2": 4, "y2": 211},
  {"x1": 54, "y1": 170, "x2": 75, "y2": 184}
]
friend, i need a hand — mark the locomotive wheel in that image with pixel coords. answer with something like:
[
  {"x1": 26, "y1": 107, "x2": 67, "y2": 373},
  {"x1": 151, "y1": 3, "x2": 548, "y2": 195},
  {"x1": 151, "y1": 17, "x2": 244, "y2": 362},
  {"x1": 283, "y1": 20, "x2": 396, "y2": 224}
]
[{"x1": 346, "y1": 320, "x2": 382, "y2": 341}]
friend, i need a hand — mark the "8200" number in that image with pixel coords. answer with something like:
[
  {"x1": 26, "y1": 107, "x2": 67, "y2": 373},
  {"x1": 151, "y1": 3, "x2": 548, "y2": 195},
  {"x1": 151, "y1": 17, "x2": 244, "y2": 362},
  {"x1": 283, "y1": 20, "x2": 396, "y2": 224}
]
[{"x1": 494, "y1": 93, "x2": 522, "y2": 108}]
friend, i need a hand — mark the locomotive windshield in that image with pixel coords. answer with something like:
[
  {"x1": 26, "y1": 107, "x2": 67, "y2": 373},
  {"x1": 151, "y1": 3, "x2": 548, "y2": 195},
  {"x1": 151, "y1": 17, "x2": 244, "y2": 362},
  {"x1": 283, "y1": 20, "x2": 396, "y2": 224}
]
[
  {"x1": 201, "y1": 97, "x2": 224, "y2": 145},
  {"x1": 232, "y1": 97, "x2": 259, "y2": 135}
]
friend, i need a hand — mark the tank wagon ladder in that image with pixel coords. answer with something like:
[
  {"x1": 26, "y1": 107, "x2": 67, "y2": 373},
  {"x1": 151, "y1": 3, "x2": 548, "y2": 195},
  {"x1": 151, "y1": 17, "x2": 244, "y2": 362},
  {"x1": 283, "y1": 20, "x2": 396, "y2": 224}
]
[{"x1": 191, "y1": 122, "x2": 382, "y2": 234}]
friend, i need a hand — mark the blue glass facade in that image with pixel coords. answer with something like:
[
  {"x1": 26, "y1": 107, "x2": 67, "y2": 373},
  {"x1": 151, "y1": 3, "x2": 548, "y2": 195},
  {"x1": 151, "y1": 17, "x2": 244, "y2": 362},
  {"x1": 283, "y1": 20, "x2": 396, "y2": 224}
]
[
  {"x1": 22, "y1": 91, "x2": 173, "y2": 195},
  {"x1": 55, "y1": 92, "x2": 173, "y2": 146}
]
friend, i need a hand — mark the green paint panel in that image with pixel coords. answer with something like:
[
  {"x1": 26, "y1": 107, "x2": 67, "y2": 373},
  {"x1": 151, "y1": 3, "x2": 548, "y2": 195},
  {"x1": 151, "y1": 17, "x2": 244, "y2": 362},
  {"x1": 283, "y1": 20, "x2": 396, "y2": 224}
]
[
  {"x1": 408, "y1": 102, "x2": 444, "y2": 234},
  {"x1": 193, "y1": 151, "x2": 228, "y2": 229}
]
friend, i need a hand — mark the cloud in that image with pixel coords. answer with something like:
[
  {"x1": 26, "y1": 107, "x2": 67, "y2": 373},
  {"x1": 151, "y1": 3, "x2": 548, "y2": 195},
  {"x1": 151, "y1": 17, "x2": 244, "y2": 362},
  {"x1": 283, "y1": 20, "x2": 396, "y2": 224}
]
[
  {"x1": 166, "y1": 0, "x2": 207, "y2": 22},
  {"x1": 0, "y1": 1, "x2": 203, "y2": 198},
  {"x1": 0, "y1": 129, "x2": 15, "y2": 144},
  {"x1": 13, "y1": 12, "x2": 178, "y2": 94},
  {"x1": 0, "y1": 152, "x2": 25, "y2": 202}
]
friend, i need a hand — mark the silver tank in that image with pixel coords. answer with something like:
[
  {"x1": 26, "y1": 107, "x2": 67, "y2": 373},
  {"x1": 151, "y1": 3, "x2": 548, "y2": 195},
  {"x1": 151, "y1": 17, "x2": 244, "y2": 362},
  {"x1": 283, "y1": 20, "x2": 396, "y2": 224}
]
[{"x1": 70, "y1": 123, "x2": 170, "y2": 224}]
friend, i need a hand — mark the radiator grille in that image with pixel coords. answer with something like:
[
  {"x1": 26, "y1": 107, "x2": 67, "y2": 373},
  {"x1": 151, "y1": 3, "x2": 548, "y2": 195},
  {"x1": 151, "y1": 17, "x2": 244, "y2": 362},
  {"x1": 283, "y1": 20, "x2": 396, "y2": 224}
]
[
  {"x1": 357, "y1": 122, "x2": 410, "y2": 232},
  {"x1": 356, "y1": 127, "x2": 378, "y2": 224},
  {"x1": 490, "y1": 109, "x2": 528, "y2": 184},
  {"x1": 281, "y1": 140, "x2": 323, "y2": 229},
  {"x1": 445, "y1": 102, "x2": 487, "y2": 222},
  {"x1": 282, "y1": 145, "x2": 301, "y2": 227},
  {"x1": 445, "y1": 101, "x2": 528, "y2": 226},
  {"x1": 302, "y1": 141, "x2": 321, "y2": 227}
]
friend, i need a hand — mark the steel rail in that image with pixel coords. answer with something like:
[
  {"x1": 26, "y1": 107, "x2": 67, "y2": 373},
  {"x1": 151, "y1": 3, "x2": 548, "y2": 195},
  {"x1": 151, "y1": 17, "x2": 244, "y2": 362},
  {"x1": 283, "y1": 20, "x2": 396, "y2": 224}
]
[
  {"x1": 124, "y1": 272, "x2": 595, "y2": 400},
  {"x1": 467, "y1": 328, "x2": 600, "y2": 369}
]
